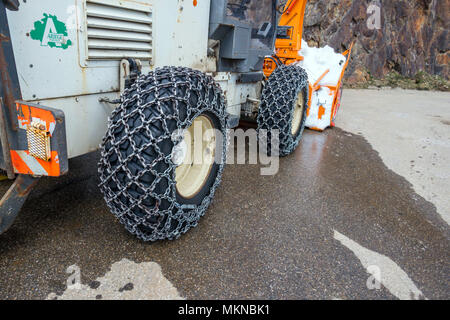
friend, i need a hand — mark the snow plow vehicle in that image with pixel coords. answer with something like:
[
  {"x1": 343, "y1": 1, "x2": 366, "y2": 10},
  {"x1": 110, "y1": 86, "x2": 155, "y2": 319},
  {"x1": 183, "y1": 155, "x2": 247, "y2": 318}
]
[
  {"x1": 0, "y1": 0, "x2": 351, "y2": 241},
  {"x1": 263, "y1": 0, "x2": 353, "y2": 131}
]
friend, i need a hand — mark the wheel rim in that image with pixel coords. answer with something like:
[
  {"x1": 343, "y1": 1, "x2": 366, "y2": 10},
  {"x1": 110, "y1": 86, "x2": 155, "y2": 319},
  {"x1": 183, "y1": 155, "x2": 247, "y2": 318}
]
[
  {"x1": 291, "y1": 91, "x2": 305, "y2": 136},
  {"x1": 175, "y1": 115, "x2": 216, "y2": 199}
]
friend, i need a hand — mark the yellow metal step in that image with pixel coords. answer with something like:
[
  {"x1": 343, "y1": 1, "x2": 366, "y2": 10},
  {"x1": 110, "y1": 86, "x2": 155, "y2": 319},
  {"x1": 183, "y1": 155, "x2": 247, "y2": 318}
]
[{"x1": 0, "y1": 170, "x2": 8, "y2": 181}]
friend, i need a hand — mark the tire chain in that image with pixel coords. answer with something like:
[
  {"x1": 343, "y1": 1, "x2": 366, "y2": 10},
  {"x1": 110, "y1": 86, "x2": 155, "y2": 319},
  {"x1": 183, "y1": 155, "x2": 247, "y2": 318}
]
[
  {"x1": 257, "y1": 65, "x2": 309, "y2": 156},
  {"x1": 98, "y1": 66, "x2": 228, "y2": 242}
]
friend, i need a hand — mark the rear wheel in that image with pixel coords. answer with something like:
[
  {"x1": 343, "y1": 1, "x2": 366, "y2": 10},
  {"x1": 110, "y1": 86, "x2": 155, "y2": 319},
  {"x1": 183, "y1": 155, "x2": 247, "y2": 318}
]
[
  {"x1": 98, "y1": 67, "x2": 227, "y2": 242},
  {"x1": 257, "y1": 65, "x2": 309, "y2": 157}
]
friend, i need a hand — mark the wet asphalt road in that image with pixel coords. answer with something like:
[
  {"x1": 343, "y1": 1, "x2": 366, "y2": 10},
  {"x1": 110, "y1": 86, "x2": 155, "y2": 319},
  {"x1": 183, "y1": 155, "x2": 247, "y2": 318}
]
[{"x1": 0, "y1": 128, "x2": 448, "y2": 300}]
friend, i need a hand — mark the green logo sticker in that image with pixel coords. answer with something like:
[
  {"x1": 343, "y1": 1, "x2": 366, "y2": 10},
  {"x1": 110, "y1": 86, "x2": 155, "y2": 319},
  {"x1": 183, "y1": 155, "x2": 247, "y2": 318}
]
[{"x1": 30, "y1": 14, "x2": 72, "y2": 49}]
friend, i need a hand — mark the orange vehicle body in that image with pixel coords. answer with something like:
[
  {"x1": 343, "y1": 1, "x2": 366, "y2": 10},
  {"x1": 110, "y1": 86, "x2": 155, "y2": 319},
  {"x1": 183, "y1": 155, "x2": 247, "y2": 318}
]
[
  {"x1": 263, "y1": 0, "x2": 308, "y2": 76},
  {"x1": 12, "y1": 102, "x2": 62, "y2": 177},
  {"x1": 263, "y1": 0, "x2": 353, "y2": 130}
]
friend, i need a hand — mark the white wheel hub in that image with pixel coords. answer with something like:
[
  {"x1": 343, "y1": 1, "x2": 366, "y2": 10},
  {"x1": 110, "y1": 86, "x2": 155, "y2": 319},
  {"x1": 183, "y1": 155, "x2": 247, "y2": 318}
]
[
  {"x1": 291, "y1": 91, "x2": 305, "y2": 135},
  {"x1": 174, "y1": 115, "x2": 216, "y2": 199}
]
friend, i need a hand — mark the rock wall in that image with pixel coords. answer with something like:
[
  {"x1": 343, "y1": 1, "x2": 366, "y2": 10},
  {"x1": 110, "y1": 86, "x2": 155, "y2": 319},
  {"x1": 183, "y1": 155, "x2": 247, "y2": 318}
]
[{"x1": 302, "y1": 0, "x2": 449, "y2": 83}]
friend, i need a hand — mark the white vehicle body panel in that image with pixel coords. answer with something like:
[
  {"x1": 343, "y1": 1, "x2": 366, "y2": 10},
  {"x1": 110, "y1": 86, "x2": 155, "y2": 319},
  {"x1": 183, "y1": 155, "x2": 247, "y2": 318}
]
[{"x1": 7, "y1": 0, "x2": 255, "y2": 158}]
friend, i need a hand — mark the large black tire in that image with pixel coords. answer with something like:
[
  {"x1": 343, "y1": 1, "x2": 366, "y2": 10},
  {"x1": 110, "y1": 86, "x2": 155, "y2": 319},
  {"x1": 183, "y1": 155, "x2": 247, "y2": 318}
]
[
  {"x1": 98, "y1": 67, "x2": 228, "y2": 242},
  {"x1": 257, "y1": 65, "x2": 309, "y2": 157}
]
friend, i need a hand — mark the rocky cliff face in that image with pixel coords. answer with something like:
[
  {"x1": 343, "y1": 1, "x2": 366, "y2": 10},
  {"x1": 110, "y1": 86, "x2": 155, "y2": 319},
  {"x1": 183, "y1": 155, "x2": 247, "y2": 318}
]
[{"x1": 303, "y1": 0, "x2": 449, "y2": 84}]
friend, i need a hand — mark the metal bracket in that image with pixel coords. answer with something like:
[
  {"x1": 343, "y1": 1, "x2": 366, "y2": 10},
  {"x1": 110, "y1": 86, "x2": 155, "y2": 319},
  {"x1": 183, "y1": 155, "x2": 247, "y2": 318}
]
[
  {"x1": 227, "y1": 113, "x2": 240, "y2": 128},
  {"x1": 2, "y1": 0, "x2": 19, "y2": 11},
  {"x1": 120, "y1": 58, "x2": 142, "y2": 92},
  {"x1": 0, "y1": 174, "x2": 39, "y2": 235},
  {"x1": 0, "y1": 98, "x2": 14, "y2": 179}
]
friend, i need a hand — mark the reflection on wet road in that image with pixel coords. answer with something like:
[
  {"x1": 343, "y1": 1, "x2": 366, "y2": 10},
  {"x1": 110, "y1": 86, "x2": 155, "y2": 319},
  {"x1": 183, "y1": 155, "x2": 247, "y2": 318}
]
[{"x1": 0, "y1": 128, "x2": 448, "y2": 300}]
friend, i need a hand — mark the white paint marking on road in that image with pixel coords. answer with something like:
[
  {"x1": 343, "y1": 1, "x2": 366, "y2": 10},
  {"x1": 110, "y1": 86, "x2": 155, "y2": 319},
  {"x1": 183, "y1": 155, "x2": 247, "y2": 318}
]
[
  {"x1": 334, "y1": 230, "x2": 426, "y2": 300},
  {"x1": 337, "y1": 89, "x2": 450, "y2": 225},
  {"x1": 47, "y1": 258, "x2": 184, "y2": 300}
]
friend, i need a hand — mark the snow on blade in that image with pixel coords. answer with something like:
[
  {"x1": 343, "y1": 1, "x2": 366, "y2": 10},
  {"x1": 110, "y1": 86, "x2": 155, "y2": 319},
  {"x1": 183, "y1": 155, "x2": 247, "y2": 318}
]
[{"x1": 296, "y1": 40, "x2": 347, "y2": 131}]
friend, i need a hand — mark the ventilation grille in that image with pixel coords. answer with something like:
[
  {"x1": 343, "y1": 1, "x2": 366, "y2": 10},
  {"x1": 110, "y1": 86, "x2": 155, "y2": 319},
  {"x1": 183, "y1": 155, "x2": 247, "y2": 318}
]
[
  {"x1": 86, "y1": 0, "x2": 152, "y2": 60},
  {"x1": 27, "y1": 122, "x2": 51, "y2": 161}
]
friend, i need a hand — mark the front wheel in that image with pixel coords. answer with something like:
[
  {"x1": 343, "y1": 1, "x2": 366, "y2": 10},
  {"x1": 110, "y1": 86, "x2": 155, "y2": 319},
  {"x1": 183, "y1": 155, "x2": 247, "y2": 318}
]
[
  {"x1": 257, "y1": 65, "x2": 309, "y2": 157},
  {"x1": 98, "y1": 67, "x2": 228, "y2": 242}
]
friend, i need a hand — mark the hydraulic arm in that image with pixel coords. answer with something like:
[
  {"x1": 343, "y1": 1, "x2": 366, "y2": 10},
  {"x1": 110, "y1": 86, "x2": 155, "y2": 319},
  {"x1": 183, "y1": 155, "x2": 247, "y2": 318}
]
[{"x1": 264, "y1": 0, "x2": 308, "y2": 77}]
